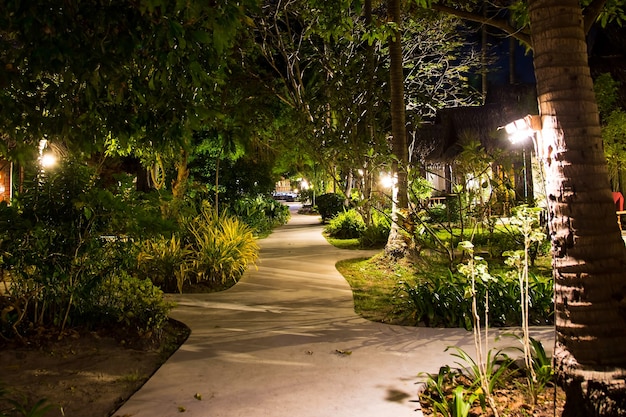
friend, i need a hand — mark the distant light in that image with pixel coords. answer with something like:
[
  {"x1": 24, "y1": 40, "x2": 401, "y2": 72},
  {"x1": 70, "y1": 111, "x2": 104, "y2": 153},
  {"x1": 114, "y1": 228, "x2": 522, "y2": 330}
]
[
  {"x1": 41, "y1": 153, "x2": 57, "y2": 169},
  {"x1": 380, "y1": 172, "x2": 396, "y2": 189}
]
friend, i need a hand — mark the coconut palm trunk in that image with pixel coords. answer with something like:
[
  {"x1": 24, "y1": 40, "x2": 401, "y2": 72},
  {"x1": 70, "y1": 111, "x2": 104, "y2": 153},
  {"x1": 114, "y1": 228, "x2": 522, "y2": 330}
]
[{"x1": 528, "y1": 0, "x2": 626, "y2": 414}]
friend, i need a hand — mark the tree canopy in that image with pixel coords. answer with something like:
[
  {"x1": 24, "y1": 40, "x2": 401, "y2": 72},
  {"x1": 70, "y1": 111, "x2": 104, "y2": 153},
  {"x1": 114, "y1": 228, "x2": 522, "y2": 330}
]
[{"x1": 0, "y1": 0, "x2": 259, "y2": 160}]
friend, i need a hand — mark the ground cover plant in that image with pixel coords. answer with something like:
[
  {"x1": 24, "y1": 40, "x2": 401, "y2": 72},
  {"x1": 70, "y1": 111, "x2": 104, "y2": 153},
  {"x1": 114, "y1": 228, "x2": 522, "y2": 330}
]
[
  {"x1": 334, "y1": 204, "x2": 560, "y2": 416},
  {"x1": 0, "y1": 157, "x2": 284, "y2": 416}
]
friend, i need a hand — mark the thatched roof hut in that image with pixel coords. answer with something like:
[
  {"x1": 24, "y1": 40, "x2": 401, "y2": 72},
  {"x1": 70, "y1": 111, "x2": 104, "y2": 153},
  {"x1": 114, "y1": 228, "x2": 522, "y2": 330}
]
[{"x1": 412, "y1": 84, "x2": 538, "y2": 163}]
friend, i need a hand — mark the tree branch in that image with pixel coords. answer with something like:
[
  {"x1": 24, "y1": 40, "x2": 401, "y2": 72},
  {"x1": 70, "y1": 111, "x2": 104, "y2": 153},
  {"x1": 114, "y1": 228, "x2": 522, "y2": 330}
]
[
  {"x1": 430, "y1": 4, "x2": 532, "y2": 49},
  {"x1": 583, "y1": 0, "x2": 607, "y2": 34}
]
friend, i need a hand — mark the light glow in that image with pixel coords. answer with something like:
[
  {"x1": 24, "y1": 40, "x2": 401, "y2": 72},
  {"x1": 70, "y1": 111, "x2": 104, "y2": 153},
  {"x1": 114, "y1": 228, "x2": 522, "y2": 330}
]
[{"x1": 40, "y1": 153, "x2": 57, "y2": 169}]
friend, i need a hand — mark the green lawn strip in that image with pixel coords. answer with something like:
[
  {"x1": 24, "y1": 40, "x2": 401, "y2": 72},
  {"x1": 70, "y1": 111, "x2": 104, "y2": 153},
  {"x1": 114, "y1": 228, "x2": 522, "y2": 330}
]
[{"x1": 336, "y1": 253, "x2": 410, "y2": 324}]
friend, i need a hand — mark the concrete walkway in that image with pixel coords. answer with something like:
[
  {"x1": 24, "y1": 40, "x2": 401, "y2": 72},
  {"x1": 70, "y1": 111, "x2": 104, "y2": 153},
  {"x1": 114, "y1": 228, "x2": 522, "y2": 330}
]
[{"x1": 114, "y1": 204, "x2": 553, "y2": 417}]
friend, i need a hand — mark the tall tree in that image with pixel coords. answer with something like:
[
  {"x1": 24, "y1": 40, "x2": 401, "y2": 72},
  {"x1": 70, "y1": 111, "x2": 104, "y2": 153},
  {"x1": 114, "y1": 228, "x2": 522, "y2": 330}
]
[
  {"x1": 529, "y1": 0, "x2": 626, "y2": 414},
  {"x1": 431, "y1": 0, "x2": 626, "y2": 414},
  {"x1": 384, "y1": 0, "x2": 412, "y2": 256},
  {"x1": 0, "y1": 0, "x2": 258, "y2": 160}
]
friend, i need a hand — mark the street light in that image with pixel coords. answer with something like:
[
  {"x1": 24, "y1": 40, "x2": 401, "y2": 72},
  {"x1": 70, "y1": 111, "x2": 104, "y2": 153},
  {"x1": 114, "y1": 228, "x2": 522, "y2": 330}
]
[
  {"x1": 38, "y1": 139, "x2": 57, "y2": 170},
  {"x1": 502, "y1": 115, "x2": 542, "y2": 145},
  {"x1": 502, "y1": 114, "x2": 544, "y2": 203}
]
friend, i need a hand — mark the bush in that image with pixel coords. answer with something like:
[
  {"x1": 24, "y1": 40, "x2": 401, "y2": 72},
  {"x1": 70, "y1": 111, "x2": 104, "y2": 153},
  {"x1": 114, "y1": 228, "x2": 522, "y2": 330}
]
[
  {"x1": 426, "y1": 203, "x2": 450, "y2": 223},
  {"x1": 82, "y1": 272, "x2": 173, "y2": 337},
  {"x1": 315, "y1": 193, "x2": 345, "y2": 222},
  {"x1": 359, "y1": 211, "x2": 391, "y2": 248},
  {"x1": 397, "y1": 271, "x2": 473, "y2": 329},
  {"x1": 186, "y1": 204, "x2": 259, "y2": 285},
  {"x1": 0, "y1": 159, "x2": 155, "y2": 337},
  {"x1": 324, "y1": 209, "x2": 365, "y2": 239},
  {"x1": 229, "y1": 195, "x2": 290, "y2": 236},
  {"x1": 136, "y1": 235, "x2": 193, "y2": 293}
]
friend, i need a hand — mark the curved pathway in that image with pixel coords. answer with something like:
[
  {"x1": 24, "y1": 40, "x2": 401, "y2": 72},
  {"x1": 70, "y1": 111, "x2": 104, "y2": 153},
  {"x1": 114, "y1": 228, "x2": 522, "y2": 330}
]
[{"x1": 115, "y1": 204, "x2": 553, "y2": 417}]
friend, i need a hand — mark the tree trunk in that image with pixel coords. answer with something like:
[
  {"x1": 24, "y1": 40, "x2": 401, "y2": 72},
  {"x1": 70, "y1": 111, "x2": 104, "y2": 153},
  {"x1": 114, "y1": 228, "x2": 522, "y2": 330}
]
[
  {"x1": 385, "y1": 0, "x2": 410, "y2": 258},
  {"x1": 172, "y1": 147, "x2": 189, "y2": 201},
  {"x1": 528, "y1": 0, "x2": 626, "y2": 414}
]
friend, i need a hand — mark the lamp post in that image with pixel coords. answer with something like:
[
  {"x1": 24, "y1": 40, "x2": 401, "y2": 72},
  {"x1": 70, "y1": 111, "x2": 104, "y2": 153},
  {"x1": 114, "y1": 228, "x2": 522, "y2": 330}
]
[{"x1": 502, "y1": 115, "x2": 543, "y2": 204}]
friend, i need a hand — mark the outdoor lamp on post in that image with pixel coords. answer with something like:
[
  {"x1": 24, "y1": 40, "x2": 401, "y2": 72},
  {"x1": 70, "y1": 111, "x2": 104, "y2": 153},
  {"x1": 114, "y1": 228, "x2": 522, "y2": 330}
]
[
  {"x1": 503, "y1": 115, "x2": 542, "y2": 147},
  {"x1": 38, "y1": 139, "x2": 58, "y2": 170},
  {"x1": 502, "y1": 114, "x2": 544, "y2": 203}
]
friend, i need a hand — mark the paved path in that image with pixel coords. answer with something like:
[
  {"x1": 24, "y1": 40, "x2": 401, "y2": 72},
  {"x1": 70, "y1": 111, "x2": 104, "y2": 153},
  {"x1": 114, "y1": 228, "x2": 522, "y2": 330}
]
[{"x1": 115, "y1": 204, "x2": 553, "y2": 417}]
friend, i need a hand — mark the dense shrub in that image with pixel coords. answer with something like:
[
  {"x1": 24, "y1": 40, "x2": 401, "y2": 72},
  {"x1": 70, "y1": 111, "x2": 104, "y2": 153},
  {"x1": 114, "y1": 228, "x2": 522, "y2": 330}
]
[
  {"x1": 137, "y1": 204, "x2": 261, "y2": 291},
  {"x1": 426, "y1": 203, "x2": 450, "y2": 224},
  {"x1": 324, "y1": 209, "x2": 365, "y2": 239},
  {"x1": 229, "y1": 195, "x2": 290, "y2": 236},
  {"x1": 316, "y1": 193, "x2": 345, "y2": 222},
  {"x1": 359, "y1": 211, "x2": 391, "y2": 248},
  {"x1": 136, "y1": 235, "x2": 192, "y2": 293},
  {"x1": 185, "y1": 204, "x2": 259, "y2": 285},
  {"x1": 0, "y1": 159, "x2": 173, "y2": 339},
  {"x1": 81, "y1": 272, "x2": 173, "y2": 337}
]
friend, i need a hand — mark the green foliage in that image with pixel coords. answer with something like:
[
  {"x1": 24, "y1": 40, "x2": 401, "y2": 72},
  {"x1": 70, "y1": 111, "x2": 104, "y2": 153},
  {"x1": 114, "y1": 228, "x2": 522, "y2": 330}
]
[
  {"x1": 419, "y1": 365, "x2": 480, "y2": 417},
  {"x1": 136, "y1": 236, "x2": 193, "y2": 293},
  {"x1": 359, "y1": 212, "x2": 391, "y2": 248},
  {"x1": 448, "y1": 346, "x2": 513, "y2": 398},
  {"x1": 0, "y1": 0, "x2": 259, "y2": 154},
  {"x1": 83, "y1": 272, "x2": 173, "y2": 337},
  {"x1": 229, "y1": 195, "x2": 290, "y2": 236},
  {"x1": 136, "y1": 203, "x2": 261, "y2": 291},
  {"x1": 0, "y1": 158, "x2": 175, "y2": 340},
  {"x1": 508, "y1": 335, "x2": 554, "y2": 404},
  {"x1": 324, "y1": 209, "x2": 365, "y2": 239},
  {"x1": 186, "y1": 205, "x2": 259, "y2": 285},
  {"x1": 0, "y1": 389, "x2": 60, "y2": 417},
  {"x1": 397, "y1": 271, "x2": 472, "y2": 329},
  {"x1": 396, "y1": 270, "x2": 553, "y2": 329},
  {"x1": 315, "y1": 193, "x2": 345, "y2": 222},
  {"x1": 594, "y1": 73, "x2": 626, "y2": 194},
  {"x1": 594, "y1": 73, "x2": 621, "y2": 118}
]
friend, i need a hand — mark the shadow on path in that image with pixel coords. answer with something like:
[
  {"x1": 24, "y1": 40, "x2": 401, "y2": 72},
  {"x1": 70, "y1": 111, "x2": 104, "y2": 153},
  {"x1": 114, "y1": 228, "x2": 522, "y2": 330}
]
[{"x1": 114, "y1": 204, "x2": 553, "y2": 417}]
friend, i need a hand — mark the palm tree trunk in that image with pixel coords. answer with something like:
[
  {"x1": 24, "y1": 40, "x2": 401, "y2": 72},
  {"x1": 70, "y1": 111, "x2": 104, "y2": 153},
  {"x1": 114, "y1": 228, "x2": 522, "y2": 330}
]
[{"x1": 528, "y1": 0, "x2": 626, "y2": 414}]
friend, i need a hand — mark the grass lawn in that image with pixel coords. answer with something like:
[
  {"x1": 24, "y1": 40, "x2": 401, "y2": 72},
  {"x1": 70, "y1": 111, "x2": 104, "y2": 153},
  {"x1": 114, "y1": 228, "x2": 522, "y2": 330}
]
[{"x1": 334, "y1": 241, "x2": 553, "y2": 328}]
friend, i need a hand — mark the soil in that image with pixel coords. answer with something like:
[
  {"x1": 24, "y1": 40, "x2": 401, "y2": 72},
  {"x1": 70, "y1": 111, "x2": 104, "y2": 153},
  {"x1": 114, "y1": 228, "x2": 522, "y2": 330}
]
[
  {"x1": 0, "y1": 320, "x2": 189, "y2": 417},
  {"x1": 419, "y1": 374, "x2": 566, "y2": 416}
]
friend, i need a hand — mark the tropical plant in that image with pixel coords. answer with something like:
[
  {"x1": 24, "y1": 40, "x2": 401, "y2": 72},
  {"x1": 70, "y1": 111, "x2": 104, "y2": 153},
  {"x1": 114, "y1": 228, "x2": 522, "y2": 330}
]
[
  {"x1": 136, "y1": 235, "x2": 193, "y2": 293},
  {"x1": 0, "y1": 159, "x2": 142, "y2": 335},
  {"x1": 0, "y1": 382, "x2": 56, "y2": 417},
  {"x1": 448, "y1": 346, "x2": 513, "y2": 405},
  {"x1": 324, "y1": 209, "x2": 366, "y2": 239},
  {"x1": 80, "y1": 272, "x2": 173, "y2": 338},
  {"x1": 396, "y1": 271, "x2": 472, "y2": 329},
  {"x1": 419, "y1": 365, "x2": 479, "y2": 417},
  {"x1": 315, "y1": 193, "x2": 345, "y2": 222},
  {"x1": 456, "y1": 241, "x2": 500, "y2": 416},
  {"x1": 396, "y1": 264, "x2": 553, "y2": 329},
  {"x1": 185, "y1": 205, "x2": 259, "y2": 285},
  {"x1": 503, "y1": 205, "x2": 547, "y2": 382},
  {"x1": 229, "y1": 195, "x2": 290, "y2": 236},
  {"x1": 509, "y1": 335, "x2": 555, "y2": 404},
  {"x1": 359, "y1": 211, "x2": 391, "y2": 248}
]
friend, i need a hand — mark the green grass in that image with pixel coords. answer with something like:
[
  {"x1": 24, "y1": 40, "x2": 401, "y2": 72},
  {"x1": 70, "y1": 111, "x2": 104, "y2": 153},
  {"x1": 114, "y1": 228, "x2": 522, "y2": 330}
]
[
  {"x1": 336, "y1": 253, "x2": 412, "y2": 324},
  {"x1": 336, "y1": 249, "x2": 553, "y2": 327},
  {"x1": 325, "y1": 236, "x2": 361, "y2": 249},
  {"x1": 328, "y1": 227, "x2": 553, "y2": 327}
]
